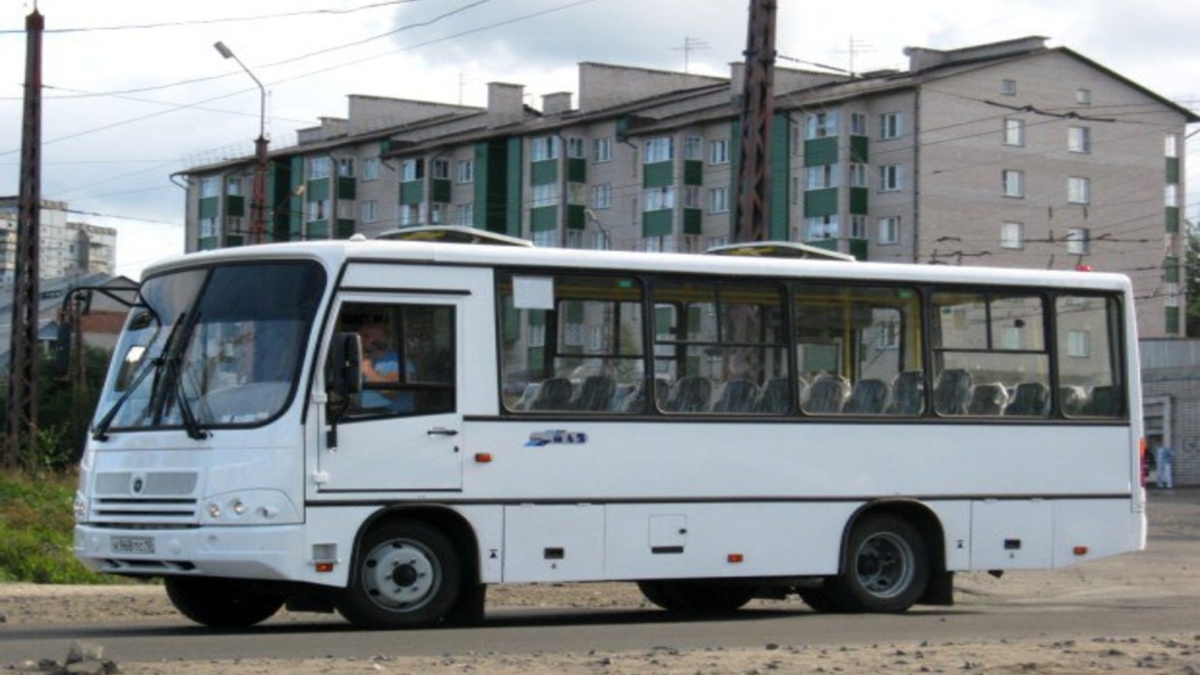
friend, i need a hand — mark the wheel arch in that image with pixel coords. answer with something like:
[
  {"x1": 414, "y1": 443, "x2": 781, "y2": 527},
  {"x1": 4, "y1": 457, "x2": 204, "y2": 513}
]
[
  {"x1": 840, "y1": 498, "x2": 952, "y2": 605},
  {"x1": 355, "y1": 504, "x2": 482, "y2": 586}
]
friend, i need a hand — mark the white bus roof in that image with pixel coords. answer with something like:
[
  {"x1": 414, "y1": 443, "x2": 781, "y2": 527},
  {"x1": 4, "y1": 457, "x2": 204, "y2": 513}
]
[{"x1": 146, "y1": 238, "x2": 1132, "y2": 294}]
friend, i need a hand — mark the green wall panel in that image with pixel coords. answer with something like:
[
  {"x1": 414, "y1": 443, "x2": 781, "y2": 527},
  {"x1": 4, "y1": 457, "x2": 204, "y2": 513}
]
[
  {"x1": 225, "y1": 195, "x2": 245, "y2": 216},
  {"x1": 567, "y1": 204, "x2": 586, "y2": 230},
  {"x1": 804, "y1": 188, "x2": 838, "y2": 216},
  {"x1": 198, "y1": 197, "x2": 219, "y2": 219},
  {"x1": 531, "y1": 160, "x2": 558, "y2": 186},
  {"x1": 1166, "y1": 206, "x2": 1179, "y2": 233},
  {"x1": 643, "y1": 210, "x2": 673, "y2": 237},
  {"x1": 683, "y1": 208, "x2": 702, "y2": 235},
  {"x1": 568, "y1": 158, "x2": 587, "y2": 183},
  {"x1": 850, "y1": 186, "x2": 869, "y2": 214},
  {"x1": 1166, "y1": 157, "x2": 1180, "y2": 184},
  {"x1": 400, "y1": 181, "x2": 424, "y2": 205},
  {"x1": 307, "y1": 177, "x2": 329, "y2": 202},
  {"x1": 804, "y1": 137, "x2": 838, "y2": 166},
  {"x1": 644, "y1": 162, "x2": 674, "y2": 187},
  {"x1": 683, "y1": 160, "x2": 703, "y2": 186},
  {"x1": 432, "y1": 178, "x2": 451, "y2": 204},
  {"x1": 507, "y1": 137, "x2": 523, "y2": 237},
  {"x1": 531, "y1": 206, "x2": 557, "y2": 231},
  {"x1": 850, "y1": 135, "x2": 869, "y2": 163},
  {"x1": 770, "y1": 111, "x2": 790, "y2": 241}
]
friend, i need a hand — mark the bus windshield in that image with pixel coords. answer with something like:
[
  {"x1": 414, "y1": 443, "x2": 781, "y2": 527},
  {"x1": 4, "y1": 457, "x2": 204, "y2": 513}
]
[{"x1": 93, "y1": 261, "x2": 327, "y2": 436}]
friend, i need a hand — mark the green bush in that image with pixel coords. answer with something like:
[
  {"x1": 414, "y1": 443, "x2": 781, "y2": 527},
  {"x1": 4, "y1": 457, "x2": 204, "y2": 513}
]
[{"x1": 0, "y1": 471, "x2": 111, "y2": 584}]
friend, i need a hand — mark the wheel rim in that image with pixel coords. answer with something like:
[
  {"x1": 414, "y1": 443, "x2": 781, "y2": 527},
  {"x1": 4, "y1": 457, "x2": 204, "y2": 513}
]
[
  {"x1": 853, "y1": 531, "x2": 915, "y2": 599},
  {"x1": 360, "y1": 538, "x2": 441, "y2": 612}
]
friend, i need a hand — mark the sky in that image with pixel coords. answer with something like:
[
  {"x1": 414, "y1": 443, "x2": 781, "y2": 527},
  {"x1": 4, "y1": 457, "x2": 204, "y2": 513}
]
[{"x1": 1, "y1": 0, "x2": 1198, "y2": 280}]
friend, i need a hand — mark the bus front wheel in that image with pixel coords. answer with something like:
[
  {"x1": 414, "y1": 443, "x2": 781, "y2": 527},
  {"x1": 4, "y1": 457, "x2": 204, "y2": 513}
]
[
  {"x1": 825, "y1": 514, "x2": 929, "y2": 613},
  {"x1": 164, "y1": 576, "x2": 285, "y2": 628},
  {"x1": 337, "y1": 520, "x2": 462, "y2": 629}
]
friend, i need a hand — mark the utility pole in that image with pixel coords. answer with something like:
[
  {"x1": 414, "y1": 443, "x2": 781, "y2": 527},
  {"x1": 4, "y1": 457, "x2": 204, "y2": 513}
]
[
  {"x1": 732, "y1": 0, "x2": 777, "y2": 243},
  {"x1": 4, "y1": 9, "x2": 45, "y2": 469}
]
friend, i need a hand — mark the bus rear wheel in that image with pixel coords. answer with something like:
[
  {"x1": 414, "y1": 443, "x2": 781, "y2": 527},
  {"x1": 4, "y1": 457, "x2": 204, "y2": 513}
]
[
  {"x1": 825, "y1": 514, "x2": 929, "y2": 613},
  {"x1": 164, "y1": 576, "x2": 285, "y2": 628},
  {"x1": 336, "y1": 520, "x2": 462, "y2": 629},
  {"x1": 637, "y1": 580, "x2": 755, "y2": 613}
]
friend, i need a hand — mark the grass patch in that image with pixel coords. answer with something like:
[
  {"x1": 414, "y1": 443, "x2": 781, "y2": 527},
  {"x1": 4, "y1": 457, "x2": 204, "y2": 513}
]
[{"x1": 0, "y1": 471, "x2": 112, "y2": 584}]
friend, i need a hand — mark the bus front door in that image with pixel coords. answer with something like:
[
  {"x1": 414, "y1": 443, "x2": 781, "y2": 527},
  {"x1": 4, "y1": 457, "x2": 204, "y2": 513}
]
[{"x1": 317, "y1": 296, "x2": 463, "y2": 492}]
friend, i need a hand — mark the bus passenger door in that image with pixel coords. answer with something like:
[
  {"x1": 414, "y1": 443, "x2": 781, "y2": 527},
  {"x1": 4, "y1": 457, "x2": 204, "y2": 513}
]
[{"x1": 317, "y1": 295, "x2": 463, "y2": 492}]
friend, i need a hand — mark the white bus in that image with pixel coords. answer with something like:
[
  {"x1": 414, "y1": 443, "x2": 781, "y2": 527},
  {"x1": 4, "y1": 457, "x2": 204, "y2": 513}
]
[{"x1": 74, "y1": 230, "x2": 1146, "y2": 629}]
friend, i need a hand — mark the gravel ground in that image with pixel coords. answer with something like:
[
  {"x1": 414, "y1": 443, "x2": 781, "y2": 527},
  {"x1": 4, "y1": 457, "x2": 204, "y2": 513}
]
[{"x1": 3, "y1": 489, "x2": 1198, "y2": 674}]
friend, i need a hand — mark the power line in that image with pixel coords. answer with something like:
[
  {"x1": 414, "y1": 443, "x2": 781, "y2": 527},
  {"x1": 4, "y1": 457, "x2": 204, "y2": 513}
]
[{"x1": 0, "y1": 1, "x2": 427, "y2": 34}]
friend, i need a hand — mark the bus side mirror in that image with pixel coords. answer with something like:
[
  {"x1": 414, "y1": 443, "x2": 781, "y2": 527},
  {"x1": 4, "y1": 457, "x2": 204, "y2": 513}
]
[{"x1": 328, "y1": 332, "x2": 364, "y2": 397}]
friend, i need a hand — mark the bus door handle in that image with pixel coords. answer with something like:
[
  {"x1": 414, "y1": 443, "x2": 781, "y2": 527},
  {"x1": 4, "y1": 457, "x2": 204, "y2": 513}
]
[{"x1": 427, "y1": 427, "x2": 459, "y2": 437}]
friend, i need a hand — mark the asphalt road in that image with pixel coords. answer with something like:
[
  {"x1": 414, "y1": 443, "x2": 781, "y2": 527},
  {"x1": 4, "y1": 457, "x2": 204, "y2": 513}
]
[{"x1": 2, "y1": 489, "x2": 1196, "y2": 665}]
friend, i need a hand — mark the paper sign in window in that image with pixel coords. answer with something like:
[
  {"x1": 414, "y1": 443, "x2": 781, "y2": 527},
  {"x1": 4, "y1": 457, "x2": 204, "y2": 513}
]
[{"x1": 513, "y1": 276, "x2": 554, "y2": 310}]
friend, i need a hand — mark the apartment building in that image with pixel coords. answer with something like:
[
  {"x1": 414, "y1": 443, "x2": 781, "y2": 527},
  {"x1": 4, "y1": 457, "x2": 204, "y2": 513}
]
[
  {"x1": 181, "y1": 36, "x2": 1195, "y2": 338},
  {"x1": 0, "y1": 198, "x2": 118, "y2": 283}
]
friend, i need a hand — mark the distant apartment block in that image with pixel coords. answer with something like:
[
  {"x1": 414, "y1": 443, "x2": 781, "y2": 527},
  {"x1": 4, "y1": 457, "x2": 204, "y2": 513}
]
[
  {"x1": 179, "y1": 36, "x2": 1195, "y2": 338},
  {"x1": 0, "y1": 197, "x2": 117, "y2": 283}
]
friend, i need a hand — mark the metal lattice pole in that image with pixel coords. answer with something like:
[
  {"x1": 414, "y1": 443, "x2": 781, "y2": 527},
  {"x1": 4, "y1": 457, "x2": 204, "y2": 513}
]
[
  {"x1": 732, "y1": 0, "x2": 777, "y2": 243},
  {"x1": 4, "y1": 9, "x2": 44, "y2": 469}
]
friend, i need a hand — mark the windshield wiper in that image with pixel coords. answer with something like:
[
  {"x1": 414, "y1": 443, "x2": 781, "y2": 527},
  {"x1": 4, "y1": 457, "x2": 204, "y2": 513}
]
[
  {"x1": 92, "y1": 353, "x2": 162, "y2": 442},
  {"x1": 160, "y1": 310, "x2": 210, "y2": 440},
  {"x1": 92, "y1": 306, "x2": 165, "y2": 442}
]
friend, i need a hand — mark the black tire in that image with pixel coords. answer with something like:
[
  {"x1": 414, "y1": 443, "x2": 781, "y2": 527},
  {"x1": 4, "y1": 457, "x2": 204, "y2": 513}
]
[
  {"x1": 336, "y1": 520, "x2": 462, "y2": 629},
  {"x1": 164, "y1": 576, "x2": 284, "y2": 628},
  {"x1": 637, "y1": 580, "x2": 755, "y2": 614},
  {"x1": 825, "y1": 514, "x2": 929, "y2": 613}
]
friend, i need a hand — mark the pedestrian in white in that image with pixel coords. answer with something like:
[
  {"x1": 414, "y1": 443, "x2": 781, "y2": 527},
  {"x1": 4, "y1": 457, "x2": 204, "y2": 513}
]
[{"x1": 1154, "y1": 444, "x2": 1175, "y2": 489}]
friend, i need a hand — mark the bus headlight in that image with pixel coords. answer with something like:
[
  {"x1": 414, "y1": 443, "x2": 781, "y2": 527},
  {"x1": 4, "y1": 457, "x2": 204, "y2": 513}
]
[
  {"x1": 203, "y1": 490, "x2": 299, "y2": 525},
  {"x1": 73, "y1": 492, "x2": 89, "y2": 523}
]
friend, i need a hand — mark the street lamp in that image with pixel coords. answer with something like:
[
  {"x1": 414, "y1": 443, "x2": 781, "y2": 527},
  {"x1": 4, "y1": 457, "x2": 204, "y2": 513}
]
[{"x1": 214, "y1": 41, "x2": 268, "y2": 244}]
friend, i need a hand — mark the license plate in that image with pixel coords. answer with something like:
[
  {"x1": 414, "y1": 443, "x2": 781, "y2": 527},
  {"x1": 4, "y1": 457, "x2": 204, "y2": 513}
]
[{"x1": 111, "y1": 536, "x2": 155, "y2": 555}]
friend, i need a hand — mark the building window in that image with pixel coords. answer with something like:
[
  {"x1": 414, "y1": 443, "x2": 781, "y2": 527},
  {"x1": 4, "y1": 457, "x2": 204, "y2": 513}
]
[
  {"x1": 849, "y1": 163, "x2": 867, "y2": 187},
  {"x1": 431, "y1": 159, "x2": 450, "y2": 180},
  {"x1": 594, "y1": 137, "x2": 613, "y2": 163},
  {"x1": 1066, "y1": 330, "x2": 1091, "y2": 358},
  {"x1": 567, "y1": 137, "x2": 586, "y2": 159},
  {"x1": 806, "y1": 215, "x2": 839, "y2": 241},
  {"x1": 225, "y1": 177, "x2": 242, "y2": 196},
  {"x1": 1066, "y1": 227, "x2": 1090, "y2": 254},
  {"x1": 309, "y1": 156, "x2": 331, "y2": 179},
  {"x1": 684, "y1": 136, "x2": 703, "y2": 161},
  {"x1": 1068, "y1": 126, "x2": 1091, "y2": 154},
  {"x1": 645, "y1": 137, "x2": 673, "y2": 163},
  {"x1": 643, "y1": 185, "x2": 675, "y2": 211},
  {"x1": 850, "y1": 214, "x2": 867, "y2": 239},
  {"x1": 400, "y1": 159, "x2": 424, "y2": 182},
  {"x1": 806, "y1": 111, "x2": 839, "y2": 139},
  {"x1": 1166, "y1": 184, "x2": 1179, "y2": 208},
  {"x1": 1068, "y1": 176, "x2": 1091, "y2": 204},
  {"x1": 879, "y1": 164, "x2": 903, "y2": 191},
  {"x1": 850, "y1": 112, "x2": 868, "y2": 136},
  {"x1": 877, "y1": 217, "x2": 899, "y2": 245},
  {"x1": 708, "y1": 186, "x2": 729, "y2": 214},
  {"x1": 1076, "y1": 88, "x2": 1092, "y2": 105},
  {"x1": 337, "y1": 158, "x2": 355, "y2": 177},
  {"x1": 532, "y1": 183, "x2": 560, "y2": 208},
  {"x1": 456, "y1": 159, "x2": 474, "y2": 183},
  {"x1": 1001, "y1": 79, "x2": 1017, "y2": 96},
  {"x1": 1001, "y1": 221, "x2": 1024, "y2": 249},
  {"x1": 363, "y1": 158, "x2": 380, "y2": 181},
  {"x1": 199, "y1": 216, "x2": 217, "y2": 238},
  {"x1": 683, "y1": 186, "x2": 701, "y2": 209},
  {"x1": 592, "y1": 184, "x2": 612, "y2": 209},
  {"x1": 361, "y1": 200, "x2": 379, "y2": 223},
  {"x1": 456, "y1": 203, "x2": 473, "y2": 226},
  {"x1": 200, "y1": 176, "x2": 221, "y2": 198},
  {"x1": 531, "y1": 136, "x2": 560, "y2": 161},
  {"x1": 308, "y1": 199, "x2": 330, "y2": 221},
  {"x1": 399, "y1": 204, "x2": 420, "y2": 226},
  {"x1": 1002, "y1": 169, "x2": 1024, "y2": 198},
  {"x1": 532, "y1": 229, "x2": 558, "y2": 247},
  {"x1": 1165, "y1": 133, "x2": 1180, "y2": 158},
  {"x1": 879, "y1": 112, "x2": 903, "y2": 140},
  {"x1": 709, "y1": 139, "x2": 730, "y2": 165},
  {"x1": 806, "y1": 163, "x2": 841, "y2": 190},
  {"x1": 1004, "y1": 118, "x2": 1025, "y2": 146}
]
